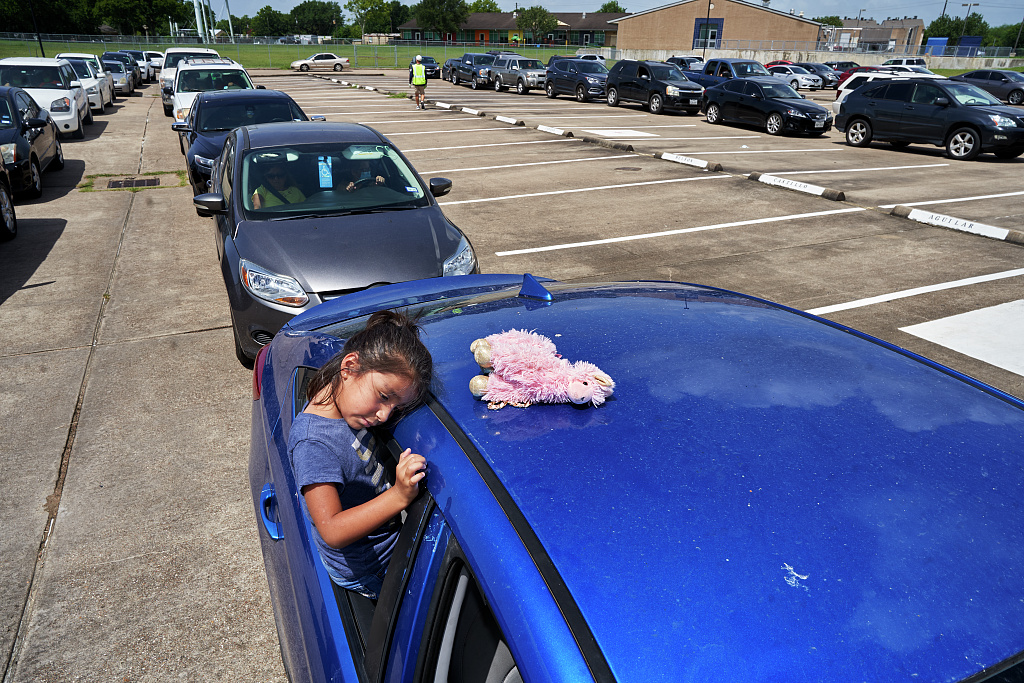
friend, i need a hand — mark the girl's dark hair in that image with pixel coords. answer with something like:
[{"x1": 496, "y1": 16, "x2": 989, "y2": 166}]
[{"x1": 307, "y1": 309, "x2": 433, "y2": 413}]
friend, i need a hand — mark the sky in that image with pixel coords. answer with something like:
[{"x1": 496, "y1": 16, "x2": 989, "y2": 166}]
[{"x1": 217, "y1": 0, "x2": 1023, "y2": 30}]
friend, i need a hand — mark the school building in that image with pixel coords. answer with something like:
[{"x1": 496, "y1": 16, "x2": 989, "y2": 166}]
[{"x1": 398, "y1": 12, "x2": 629, "y2": 47}]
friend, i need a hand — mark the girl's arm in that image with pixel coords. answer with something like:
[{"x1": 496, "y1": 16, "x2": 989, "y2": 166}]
[{"x1": 303, "y1": 449, "x2": 425, "y2": 549}]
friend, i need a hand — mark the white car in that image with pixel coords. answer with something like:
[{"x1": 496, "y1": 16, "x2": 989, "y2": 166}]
[
  {"x1": 171, "y1": 59, "x2": 253, "y2": 123},
  {"x1": 160, "y1": 47, "x2": 220, "y2": 116},
  {"x1": 64, "y1": 57, "x2": 114, "y2": 112},
  {"x1": 768, "y1": 65, "x2": 823, "y2": 90},
  {"x1": 577, "y1": 53, "x2": 606, "y2": 62},
  {"x1": 0, "y1": 57, "x2": 91, "y2": 138},
  {"x1": 146, "y1": 51, "x2": 164, "y2": 73},
  {"x1": 55, "y1": 52, "x2": 115, "y2": 100},
  {"x1": 289, "y1": 53, "x2": 350, "y2": 72}
]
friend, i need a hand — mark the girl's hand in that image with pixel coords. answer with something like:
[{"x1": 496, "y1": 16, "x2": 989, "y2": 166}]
[{"x1": 395, "y1": 448, "x2": 426, "y2": 503}]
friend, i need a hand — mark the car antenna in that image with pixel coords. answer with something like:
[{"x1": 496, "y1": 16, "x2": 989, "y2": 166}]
[{"x1": 518, "y1": 273, "x2": 553, "y2": 301}]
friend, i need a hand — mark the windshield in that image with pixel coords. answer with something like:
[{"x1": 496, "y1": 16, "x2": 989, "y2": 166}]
[
  {"x1": 651, "y1": 65, "x2": 687, "y2": 81},
  {"x1": 177, "y1": 69, "x2": 253, "y2": 92},
  {"x1": 0, "y1": 100, "x2": 13, "y2": 129},
  {"x1": 0, "y1": 65, "x2": 64, "y2": 89},
  {"x1": 519, "y1": 59, "x2": 543, "y2": 69},
  {"x1": 242, "y1": 143, "x2": 429, "y2": 220},
  {"x1": 944, "y1": 82, "x2": 1002, "y2": 105},
  {"x1": 789, "y1": 66, "x2": 810, "y2": 74},
  {"x1": 104, "y1": 62, "x2": 125, "y2": 73},
  {"x1": 1005, "y1": 71, "x2": 1024, "y2": 82},
  {"x1": 197, "y1": 99, "x2": 304, "y2": 132},
  {"x1": 472, "y1": 55, "x2": 495, "y2": 65},
  {"x1": 578, "y1": 61, "x2": 609, "y2": 74},
  {"x1": 165, "y1": 52, "x2": 217, "y2": 69},
  {"x1": 735, "y1": 61, "x2": 770, "y2": 76},
  {"x1": 421, "y1": 57, "x2": 437, "y2": 64},
  {"x1": 761, "y1": 82, "x2": 801, "y2": 99}
]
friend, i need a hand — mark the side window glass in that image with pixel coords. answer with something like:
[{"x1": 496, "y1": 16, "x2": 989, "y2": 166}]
[
  {"x1": 568, "y1": 63, "x2": 577, "y2": 74},
  {"x1": 885, "y1": 82, "x2": 914, "y2": 101},
  {"x1": 862, "y1": 83, "x2": 887, "y2": 98},
  {"x1": 704, "y1": 62, "x2": 715, "y2": 75},
  {"x1": 912, "y1": 84, "x2": 943, "y2": 105},
  {"x1": 742, "y1": 82, "x2": 760, "y2": 97},
  {"x1": 638, "y1": 66, "x2": 650, "y2": 80},
  {"x1": 219, "y1": 137, "x2": 234, "y2": 199}
]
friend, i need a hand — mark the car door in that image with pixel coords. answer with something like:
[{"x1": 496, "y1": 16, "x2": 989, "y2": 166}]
[
  {"x1": 738, "y1": 81, "x2": 767, "y2": 125},
  {"x1": 634, "y1": 64, "x2": 654, "y2": 102},
  {"x1": 868, "y1": 81, "x2": 913, "y2": 137},
  {"x1": 715, "y1": 79, "x2": 745, "y2": 120},
  {"x1": 613, "y1": 62, "x2": 638, "y2": 101},
  {"x1": 898, "y1": 82, "x2": 949, "y2": 143},
  {"x1": 15, "y1": 91, "x2": 55, "y2": 166}
]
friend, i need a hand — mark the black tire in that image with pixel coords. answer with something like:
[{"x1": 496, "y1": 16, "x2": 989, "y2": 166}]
[
  {"x1": 705, "y1": 102, "x2": 722, "y2": 124},
  {"x1": 22, "y1": 159, "x2": 42, "y2": 199},
  {"x1": 163, "y1": 103, "x2": 173, "y2": 117},
  {"x1": 607, "y1": 86, "x2": 619, "y2": 106},
  {"x1": 546, "y1": 81, "x2": 557, "y2": 98},
  {"x1": 576, "y1": 84, "x2": 587, "y2": 102},
  {"x1": 72, "y1": 111, "x2": 85, "y2": 139},
  {"x1": 471, "y1": 78, "x2": 479, "y2": 89},
  {"x1": 790, "y1": 79, "x2": 800, "y2": 90},
  {"x1": 0, "y1": 181, "x2": 16, "y2": 242},
  {"x1": 453, "y1": 72, "x2": 460, "y2": 85},
  {"x1": 49, "y1": 138, "x2": 65, "y2": 171},
  {"x1": 994, "y1": 148, "x2": 1023, "y2": 159},
  {"x1": 1007, "y1": 89, "x2": 1023, "y2": 106},
  {"x1": 84, "y1": 106, "x2": 94, "y2": 126},
  {"x1": 516, "y1": 80, "x2": 528, "y2": 95},
  {"x1": 845, "y1": 118, "x2": 872, "y2": 147},
  {"x1": 765, "y1": 112, "x2": 784, "y2": 135},
  {"x1": 495, "y1": 77, "x2": 503, "y2": 92},
  {"x1": 649, "y1": 93, "x2": 664, "y2": 115},
  {"x1": 299, "y1": 64, "x2": 309, "y2": 72},
  {"x1": 333, "y1": 63, "x2": 343, "y2": 71},
  {"x1": 946, "y1": 127, "x2": 981, "y2": 160}
]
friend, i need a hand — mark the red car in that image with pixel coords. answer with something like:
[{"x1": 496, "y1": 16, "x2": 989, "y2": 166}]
[
  {"x1": 765, "y1": 60, "x2": 794, "y2": 67},
  {"x1": 836, "y1": 65, "x2": 895, "y2": 87}
]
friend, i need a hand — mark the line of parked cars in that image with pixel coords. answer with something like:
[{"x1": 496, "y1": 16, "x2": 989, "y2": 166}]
[{"x1": 0, "y1": 49, "x2": 162, "y2": 241}]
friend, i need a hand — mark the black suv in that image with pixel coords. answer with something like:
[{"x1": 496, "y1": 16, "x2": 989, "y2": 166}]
[
  {"x1": 606, "y1": 60, "x2": 704, "y2": 115},
  {"x1": 836, "y1": 77, "x2": 1024, "y2": 160},
  {"x1": 545, "y1": 57, "x2": 609, "y2": 101}
]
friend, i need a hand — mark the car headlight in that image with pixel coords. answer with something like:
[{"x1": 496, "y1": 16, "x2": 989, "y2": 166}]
[
  {"x1": 239, "y1": 259, "x2": 309, "y2": 307},
  {"x1": 194, "y1": 154, "x2": 216, "y2": 170},
  {"x1": 175, "y1": 107, "x2": 190, "y2": 121},
  {"x1": 666, "y1": 85, "x2": 681, "y2": 96},
  {"x1": 586, "y1": 76, "x2": 600, "y2": 84},
  {"x1": 0, "y1": 142, "x2": 16, "y2": 164},
  {"x1": 118, "y1": 77, "x2": 127, "y2": 84},
  {"x1": 87, "y1": 85, "x2": 98, "y2": 95},
  {"x1": 50, "y1": 97, "x2": 71, "y2": 112},
  {"x1": 785, "y1": 108, "x2": 808, "y2": 117},
  {"x1": 443, "y1": 236, "x2": 476, "y2": 276},
  {"x1": 988, "y1": 115, "x2": 1018, "y2": 128}
]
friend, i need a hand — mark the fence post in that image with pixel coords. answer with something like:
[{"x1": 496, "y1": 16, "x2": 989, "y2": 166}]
[{"x1": 268, "y1": 42, "x2": 272, "y2": 68}]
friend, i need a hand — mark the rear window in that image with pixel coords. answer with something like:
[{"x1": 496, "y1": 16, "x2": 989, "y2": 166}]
[
  {"x1": 177, "y1": 69, "x2": 252, "y2": 92},
  {"x1": 165, "y1": 52, "x2": 218, "y2": 69},
  {"x1": 197, "y1": 98, "x2": 305, "y2": 132},
  {"x1": 0, "y1": 65, "x2": 64, "y2": 89}
]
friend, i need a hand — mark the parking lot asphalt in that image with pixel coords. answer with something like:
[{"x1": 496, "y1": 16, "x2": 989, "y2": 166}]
[{"x1": 1, "y1": 67, "x2": 1022, "y2": 680}]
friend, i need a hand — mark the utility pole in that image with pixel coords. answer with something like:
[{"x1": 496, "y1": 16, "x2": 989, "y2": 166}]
[
  {"x1": 701, "y1": 0, "x2": 714, "y2": 61},
  {"x1": 940, "y1": 0, "x2": 948, "y2": 17},
  {"x1": 959, "y1": 2, "x2": 979, "y2": 50},
  {"x1": 1014, "y1": 9, "x2": 1023, "y2": 54}
]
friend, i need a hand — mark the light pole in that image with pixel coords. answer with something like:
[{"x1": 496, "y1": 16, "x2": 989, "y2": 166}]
[
  {"x1": 701, "y1": 2, "x2": 714, "y2": 61},
  {"x1": 959, "y1": 2, "x2": 979, "y2": 53},
  {"x1": 857, "y1": 8, "x2": 866, "y2": 25}
]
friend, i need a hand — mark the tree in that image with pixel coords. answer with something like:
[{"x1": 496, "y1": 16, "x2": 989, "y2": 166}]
[
  {"x1": 291, "y1": 0, "x2": 342, "y2": 34},
  {"x1": 925, "y1": 12, "x2": 988, "y2": 42},
  {"x1": 515, "y1": 5, "x2": 556, "y2": 40},
  {"x1": 344, "y1": 0, "x2": 389, "y2": 35},
  {"x1": 984, "y1": 21, "x2": 1022, "y2": 47},
  {"x1": 251, "y1": 4, "x2": 291, "y2": 35},
  {"x1": 811, "y1": 15, "x2": 842, "y2": 27},
  {"x1": 598, "y1": 1, "x2": 625, "y2": 12},
  {"x1": 415, "y1": 0, "x2": 469, "y2": 36},
  {"x1": 468, "y1": 0, "x2": 501, "y2": 11},
  {"x1": 93, "y1": 0, "x2": 194, "y2": 35}
]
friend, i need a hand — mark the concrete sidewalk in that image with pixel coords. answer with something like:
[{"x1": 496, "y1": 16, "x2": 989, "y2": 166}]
[{"x1": 0, "y1": 83, "x2": 285, "y2": 681}]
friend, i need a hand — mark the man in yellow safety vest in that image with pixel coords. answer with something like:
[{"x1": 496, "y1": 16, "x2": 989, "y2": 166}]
[{"x1": 410, "y1": 54, "x2": 427, "y2": 109}]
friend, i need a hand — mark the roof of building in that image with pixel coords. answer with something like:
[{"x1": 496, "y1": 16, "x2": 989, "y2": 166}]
[
  {"x1": 610, "y1": 0, "x2": 822, "y2": 26},
  {"x1": 399, "y1": 11, "x2": 629, "y2": 31}
]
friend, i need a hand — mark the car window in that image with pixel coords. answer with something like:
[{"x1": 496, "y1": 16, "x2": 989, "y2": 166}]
[
  {"x1": 220, "y1": 136, "x2": 234, "y2": 203},
  {"x1": 1005, "y1": 71, "x2": 1024, "y2": 82},
  {"x1": 861, "y1": 83, "x2": 888, "y2": 98},
  {"x1": 473, "y1": 55, "x2": 495, "y2": 65},
  {"x1": 637, "y1": 65, "x2": 651, "y2": 80},
  {"x1": 882, "y1": 81, "x2": 914, "y2": 101},
  {"x1": 722, "y1": 80, "x2": 744, "y2": 93},
  {"x1": 742, "y1": 81, "x2": 762, "y2": 97},
  {"x1": 519, "y1": 59, "x2": 541, "y2": 69},
  {"x1": 944, "y1": 82, "x2": 1002, "y2": 105},
  {"x1": 911, "y1": 83, "x2": 944, "y2": 105},
  {"x1": 760, "y1": 81, "x2": 799, "y2": 99},
  {"x1": 650, "y1": 65, "x2": 684, "y2": 80},
  {"x1": 15, "y1": 91, "x2": 39, "y2": 119},
  {"x1": 578, "y1": 61, "x2": 608, "y2": 74},
  {"x1": 0, "y1": 99, "x2": 13, "y2": 129},
  {"x1": 198, "y1": 100, "x2": 301, "y2": 132},
  {"x1": 241, "y1": 142, "x2": 429, "y2": 218},
  {"x1": 0, "y1": 65, "x2": 65, "y2": 89},
  {"x1": 734, "y1": 61, "x2": 769, "y2": 76}
]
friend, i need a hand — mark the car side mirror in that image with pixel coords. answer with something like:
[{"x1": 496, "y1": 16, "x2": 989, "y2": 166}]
[
  {"x1": 24, "y1": 117, "x2": 48, "y2": 129},
  {"x1": 935, "y1": 97, "x2": 950, "y2": 107},
  {"x1": 171, "y1": 122, "x2": 190, "y2": 132},
  {"x1": 70, "y1": 80, "x2": 82, "y2": 88},
  {"x1": 256, "y1": 85, "x2": 266, "y2": 89},
  {"x1": 429, "y1": 177, "x2": 452, "y2": 197},
  {"x1": 193, "y1": 192, "x2": 227, "y2": 215}
]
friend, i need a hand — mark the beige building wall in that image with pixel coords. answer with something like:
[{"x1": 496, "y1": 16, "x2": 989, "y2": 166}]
[{"x1": 616, "y1": 0, "x2": 820, "y2": 52}]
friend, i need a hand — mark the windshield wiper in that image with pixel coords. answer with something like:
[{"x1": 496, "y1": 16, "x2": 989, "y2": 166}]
[{"x1": 269, "y1": 206, "x2": 419, "y2": 221}]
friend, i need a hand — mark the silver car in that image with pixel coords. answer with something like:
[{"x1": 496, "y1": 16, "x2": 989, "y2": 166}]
[{"x1": 768, "y1": 65, "x2": 823, "y2": 91}]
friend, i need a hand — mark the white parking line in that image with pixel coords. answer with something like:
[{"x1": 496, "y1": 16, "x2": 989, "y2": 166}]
[
  {"x1": 420, "y1": 154, "x2": 637, "y2": 174},
  {"x1": 769, "y1": 163, "x2": 949, "y2": 176},
  {"x1": 878, "y1": 190, "x2": 1024, "y2": 209},
  {"x1": 608, "y1": 136, "x2": 762, "y2": 141},
  {"x1": 672, "y1": 148, "x2": 843, "y2": 155},
  {"x1": 383, "y1": 126, "x2": 532, "y2": 136},
  {"x1": 443, "y1": 175, "x2": 729, "y2": 208},
  {"x1": 523, "y1": 114, "x2": 650, "y2": 119},
  {"x1": 806, "y1": 268, "x2": 1024, "y2": 316},
  {"x1": 493, "y1": 207, "x2": 863, "y2": 255},
  {"x1": 358, "y1": 118, "x2": 474, "y2": 124},
  {"x1": 583, "y1": 125, "x2": 698, "y2": 129},
  {"x1": 403, "y1": 139, "x2": 577, "y2": 152}
]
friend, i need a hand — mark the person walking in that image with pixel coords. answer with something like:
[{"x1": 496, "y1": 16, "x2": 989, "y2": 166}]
[{"x1": 410, "y1": 54, "x2": 427, "y2": 109}]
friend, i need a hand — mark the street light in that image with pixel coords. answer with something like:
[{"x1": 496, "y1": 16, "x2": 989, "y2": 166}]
[
  {"x1": 701, "y1": 2, "x2": 714, "y2": 61},
  {"x1": 857, "y1": 8, "x2": 866, "y2": 25},
  {"x1": 959, "y1": 3, "x2": 980, "y2": 54}
]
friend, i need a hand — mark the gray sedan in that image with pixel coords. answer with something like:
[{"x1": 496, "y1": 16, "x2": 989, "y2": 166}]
[
  {"x1": 950, "y1": 69, "x2": 1024, "y2": 105},
  {"x1": 193, "y1": 122, "x2": 478, "y2": 365}
]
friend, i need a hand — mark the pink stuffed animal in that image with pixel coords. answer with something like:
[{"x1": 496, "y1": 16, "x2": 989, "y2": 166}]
[{"x1": 468, "y1": 330, "x2": 614, "y2": 410}]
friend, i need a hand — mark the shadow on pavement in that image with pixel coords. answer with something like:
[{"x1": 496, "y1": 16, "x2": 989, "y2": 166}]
[{"x1": 0, "y1": 218, "x2": 68, "y2": 307}]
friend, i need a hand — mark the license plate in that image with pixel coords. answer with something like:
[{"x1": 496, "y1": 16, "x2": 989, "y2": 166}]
[
  {"x1": 689, "y1": 99, "x2": 699, "y2": 105},
  {"x1": 814, "y1": 120, "x2": 825, "y2": 128}
]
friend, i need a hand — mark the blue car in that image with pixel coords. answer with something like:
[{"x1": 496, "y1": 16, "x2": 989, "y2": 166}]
[
  {"x1": 250, "y1": 274, "x2": 1024, "y2": 683},
  {"x1": 545, "y1": 57, "x2": 609, "y2": 102}
]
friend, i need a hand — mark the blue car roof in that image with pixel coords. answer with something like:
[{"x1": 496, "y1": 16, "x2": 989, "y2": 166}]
[{"x1": 292, "y1": 277, "x2": 1024, "y2": 683}]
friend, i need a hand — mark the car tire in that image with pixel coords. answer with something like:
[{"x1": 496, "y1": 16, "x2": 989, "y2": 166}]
[
  {"x1": 471, "y1": 78, "x2": 479, "y2": 89},
  {"x1": 495, "y1": 77, "x2": 503, "y2": 92},
  {"x1": 299, "y1": 64, "x2": 309, "y2": 72},
  {"x1": 649, "y1": 93, "x2": 664, "y2": 115},
  {"x1": 946, "y1": 127, "x2": 981, "y2": 161},
  {"x1": 790, "y1": 79, "x2": 800, "y2": 90},
  {"x1": 49, "y1": 138, "x2": 65, "y2": 171},
  {"x1": 72, "y1": 112, "x2": 85, "y2": 140},
  {"x1": 454, "y1": 73, "x2": 461, "y2": 85},
  {"x1": 546, "y1": 82, "x2": 557, "y2": 98},
  {"x1": 22, "y1": 159, "x2": 43, "y2": 199},
  {"x1": 845, "y1": 118, "x2": 872, "y2": 147},
  {"x1": 994, "y1": 148, "x2": 1023, "y2": 159},
  {"x1": 706, "y1": 102, "x2": 722, "y2": 124},
  {"x1": 333, "y1": 63, "x2": 343, "y2": 71},
  {"x1": 84, "y1": 106, "x2": 94, "y2": 126},
  {"x1": 765, "y1": 112, "x2": 784, "y2": 135},
  {"x1": 576, "y1": 84, "x2": 587, "y2": 102},
  {"x1": 607, "y1": 87, "x2": 619, "y2": 107},
  {"x1": 0, "y1": 181, "x2": 16, "y2": 242},
  {"x1": 163, "y1": 103, "x2": 173, "y2": 117},
  {"x1": 517, "y1": 80, "x2": 528, "y2": 95},
  {"x1": 1007, "y1": 89, "x2": 1023, "y2": 105}
]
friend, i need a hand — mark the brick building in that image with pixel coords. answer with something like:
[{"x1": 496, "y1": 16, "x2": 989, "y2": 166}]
[
  {"x1": 612, "y1": 0, "x2": 821, "y2": 52},
  {"x1": 399, "y1": 12, "x2": 628, "y2": 47}
]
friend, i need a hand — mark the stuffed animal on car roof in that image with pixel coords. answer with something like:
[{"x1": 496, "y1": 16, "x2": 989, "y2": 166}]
[{"x1": 468, "y1": 329, "x2": 614, "y2": 410}]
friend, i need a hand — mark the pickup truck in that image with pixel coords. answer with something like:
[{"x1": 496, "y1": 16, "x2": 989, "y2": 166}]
[
  {"x1": 452, "y1": 52, "x2": 496, "y2": 89},
  {"x1": 684, "y1": 58, "x2": 771, "y2": 89},
  {"x1": 489, "y1": 54, "x2": 547, "y2": 94}
]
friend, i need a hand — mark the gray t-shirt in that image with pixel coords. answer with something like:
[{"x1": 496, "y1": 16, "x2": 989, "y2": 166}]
[{"x1": 289, "y1": 412, "x2": 400, "y2": 581}]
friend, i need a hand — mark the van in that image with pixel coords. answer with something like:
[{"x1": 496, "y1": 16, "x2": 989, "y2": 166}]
[{"x1": 160, "y1": 47, "x2": 220, "y2": 116}]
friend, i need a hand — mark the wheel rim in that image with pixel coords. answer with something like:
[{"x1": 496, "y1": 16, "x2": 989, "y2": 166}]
[
  {"x1": 300, "y1": 64, "x2": 308, "y2": 71},
  {"x1": 1009, "y1": 91, "x2": 1023, "y2": 105},
  {"x1": 495, "y1": 78, "x2": 502, "y2": 91},
  {"x1": 518, "y1": 82, "x2": 524, "y2": 93},
  {"x1": 651, "y1": 95, "x2": 662, "y2": 112},
  {"x1": 0, "y1": 188, "x2": 14, "y2": 233},
  {"x1": 577, "y1": 86, "x2": 585, "y2": 101},
  {"x1": 950, "y1": 131, "x2": 975, "y2": 158},
  {"x1": 767, "y1": 114, "x2": 781, "y2": 134},
  {"x1": 334, "y1": 64, "x2": 341, "y2": 71},
  {"x1": 31, "y1": 163, "x2": 41, "y2": 192},
  {"x1": 849, "y1": 122, "x2": 866, "y2": 144},
  {"x1": 608, "y1": 88, "x2": 617, "y2": 104},
  {"x1": 708, "y1": 104, "x2": 719, "y2": 122}
]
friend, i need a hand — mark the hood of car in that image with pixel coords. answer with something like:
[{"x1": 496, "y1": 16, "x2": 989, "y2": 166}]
[
  {"x1": 776, "y1": 97, "x2": 830, "y2": 114},
  {"x1": 364, "y1": 279, "x2": 1024, "y2": 683},
  {"x1": 232, "y1": 206, "x2": 459, "y2": 294},
  {"x1": 962, "y1": 103, "x2": 1024, "y2": 120},
  {"x1": 189, "y1": 131, "x2": 230, "y2": 160},
  {"x1": 663, "y1": 78, "x2": 702, "y2": 91}
]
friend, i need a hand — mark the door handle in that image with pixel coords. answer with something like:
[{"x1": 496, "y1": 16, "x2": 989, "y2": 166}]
[{"x1": 260, "y1": 483, "x2": 284, "y2": 540}]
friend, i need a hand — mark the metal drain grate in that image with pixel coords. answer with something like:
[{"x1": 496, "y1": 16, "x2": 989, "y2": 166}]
[{"x1": 107, "y1": 178, "x2": 161, "y2": 189}]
